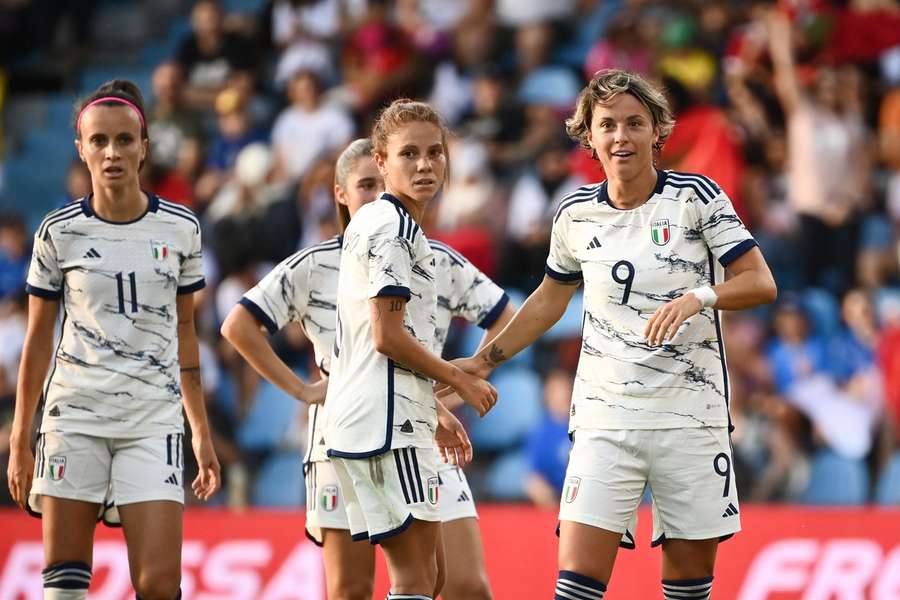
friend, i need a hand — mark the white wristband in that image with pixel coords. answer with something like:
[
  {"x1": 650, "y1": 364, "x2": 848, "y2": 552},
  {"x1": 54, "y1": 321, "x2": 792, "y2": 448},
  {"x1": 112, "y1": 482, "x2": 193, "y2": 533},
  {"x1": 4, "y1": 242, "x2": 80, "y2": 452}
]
[{"x1": 689, "y1": 286, "x2": 718, "y2": 308}]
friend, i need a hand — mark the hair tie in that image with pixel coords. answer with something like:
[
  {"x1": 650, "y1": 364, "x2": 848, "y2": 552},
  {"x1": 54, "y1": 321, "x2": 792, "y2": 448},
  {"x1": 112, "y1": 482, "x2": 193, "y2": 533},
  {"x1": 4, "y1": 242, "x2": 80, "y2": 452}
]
[{"x1": 76, "y1": 96, "x2": 146, "y2": 133}]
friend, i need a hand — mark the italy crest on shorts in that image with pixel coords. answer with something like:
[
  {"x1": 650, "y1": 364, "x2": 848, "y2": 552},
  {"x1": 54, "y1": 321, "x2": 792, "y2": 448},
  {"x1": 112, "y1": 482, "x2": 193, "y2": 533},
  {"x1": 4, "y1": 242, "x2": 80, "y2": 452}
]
[
  {"x1": 427, "y1": 477, "x2": 439, "y2": 505},
  {"x1": 320, "y1": 485, "x2": 338, "y2": 512},
  {"x1": 563, "y1": 476, "x2": 580, "y2": 503},
  {"x1": 150, "y1": 240, "x2": 169, "y2": 261},
  {"x1": 48, "y1": 456, "x2": 67, "y2": 481},
  {"x1": 651, "y1": 219, "x2": 670, "y2": 246}
]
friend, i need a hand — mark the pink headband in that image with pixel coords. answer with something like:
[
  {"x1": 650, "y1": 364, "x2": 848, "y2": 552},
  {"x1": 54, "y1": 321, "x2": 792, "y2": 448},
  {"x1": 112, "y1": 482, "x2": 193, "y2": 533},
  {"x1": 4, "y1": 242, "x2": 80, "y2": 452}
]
[{"x1": 76, "y1": 97, "x2": 146, "y2": 133}]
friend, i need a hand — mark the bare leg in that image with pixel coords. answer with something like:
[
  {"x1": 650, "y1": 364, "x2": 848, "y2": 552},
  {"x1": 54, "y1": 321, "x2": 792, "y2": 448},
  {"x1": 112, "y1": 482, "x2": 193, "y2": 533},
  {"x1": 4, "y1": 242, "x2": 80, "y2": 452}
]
[
  {"x1": 441, "y1": 517, "x2": 491, "y2": 600},
  {"x1": 118, "y1": 500, "x2": 183, "y2": 600},
  {"x1": 321, "y1": 528, "x2": 376, "y2": 600},
  {"x1": 379, "y1": 519, "x2": 440, "y2": 597}
]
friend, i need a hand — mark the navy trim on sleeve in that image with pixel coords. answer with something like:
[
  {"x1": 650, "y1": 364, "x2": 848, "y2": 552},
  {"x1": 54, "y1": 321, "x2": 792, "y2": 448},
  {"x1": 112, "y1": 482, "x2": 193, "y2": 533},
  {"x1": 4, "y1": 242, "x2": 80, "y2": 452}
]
[
  {"x1": 374, "y1": 285, "x2": 411, "y2": 300},
  {"x1": 478, "y1": 293, "x2": 509, "y2": 329},
  {"x1": 238, "y1": 297, "x2": 278, "y2": 335},
  {"x1": 25, "y1": 284, "x2": 62, "y2": 300},
  {"x1": 545, "y1": 265, "x2": 583, "y2": 282},
  {"x1": 718, "y1": 239, "x2": 759, "y2": 267},
  {"x1": 176, "y1": 279, "x2": 206, "y2": 295}
]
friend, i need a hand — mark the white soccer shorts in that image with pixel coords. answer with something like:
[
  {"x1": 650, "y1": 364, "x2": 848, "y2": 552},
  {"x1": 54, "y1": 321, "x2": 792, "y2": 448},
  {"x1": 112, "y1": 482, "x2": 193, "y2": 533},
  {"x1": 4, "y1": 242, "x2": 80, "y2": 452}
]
[
  {"x1": 305, "y1": 460, "x2": 351, "y2": 545},
  {"x1": 331, "y1": 447, "x2": 440, "y2": 544},
  {"x1": 436, "y1": 462, "x2": 478, "y2": 523},
  {"x1": 29, "y1": 431, "x2": 185, "y2": 524},
  {"x1": 559, "y1": 427, "x2": 740, "y2": 545}
]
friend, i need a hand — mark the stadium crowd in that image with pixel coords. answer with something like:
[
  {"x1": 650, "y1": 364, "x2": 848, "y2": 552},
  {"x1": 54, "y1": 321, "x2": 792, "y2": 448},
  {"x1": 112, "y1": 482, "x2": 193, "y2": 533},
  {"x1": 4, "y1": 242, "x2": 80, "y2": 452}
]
[{"x1": 2, "y1": 0, "x2": 900, "y2": 509}]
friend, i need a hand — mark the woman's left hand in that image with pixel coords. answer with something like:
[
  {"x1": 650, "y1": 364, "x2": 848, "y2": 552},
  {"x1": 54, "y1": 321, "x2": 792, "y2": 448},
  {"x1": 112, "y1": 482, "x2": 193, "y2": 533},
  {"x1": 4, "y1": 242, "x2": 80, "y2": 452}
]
[
  {"x1": 644, "y1": 292, "x2": 703, "y2": 346},
  {"x1": 191, "y1": 435, "x2": 221, "y2": 501},
  {"x1": 434, "y1": 403, "x2": 474, "y2": 468}
]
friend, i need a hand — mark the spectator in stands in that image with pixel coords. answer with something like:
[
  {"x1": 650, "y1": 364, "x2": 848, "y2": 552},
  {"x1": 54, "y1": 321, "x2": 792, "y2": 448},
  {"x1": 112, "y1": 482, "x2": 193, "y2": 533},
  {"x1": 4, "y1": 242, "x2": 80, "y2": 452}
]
[
  {"x1": 58, "y1": 160, "x2": 92, "y2": 207},
  {"x1": 271, "y1": 68, "x2": 354, "y2": 183},
  {"x1": 176, "y1": 0, "x2": 260, "y2": 109},
  {"x1": 195, "y1": 86, "x2": 268, "y2": 209},
  {"x1": 148, "y1": 61, "x2": 206, "y2": 174},
  {"x1": 0, "y1": 214, "x2": 29, "y2": 301},
  {"x1": 768, "y1": 11, "x2": 870, "y2": 295},
  {"x1": 524, "y1": 369, "x2": 574, "y2": 509}
]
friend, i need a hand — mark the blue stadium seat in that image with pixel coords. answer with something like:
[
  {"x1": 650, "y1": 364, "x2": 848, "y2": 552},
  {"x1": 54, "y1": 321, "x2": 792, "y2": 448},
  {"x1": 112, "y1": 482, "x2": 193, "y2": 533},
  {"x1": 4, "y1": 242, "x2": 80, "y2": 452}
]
[
  {"x1": 223, "y1": 0, "x2": 267, "y2": 14},
  {"x1": 875, "y1": 452, "x2": 900, "y2": 505},
  {"x1": 468, "y1": 367, "x2": 543, "y2": 451},
  {"x1": 456, "y1": 289, "x2": 532, "y2": 367},
  {"x1": 803, "y1": 288, "x2": 841, "y2": 339},
  {"x1": 79, "y1": 67, "x2": 153, "y2": 98},
  {"x1": 236, "y1": 380, "x2": 301, "y2": 452},
  {"x1": 485, "y1": 450, "x2": 528, "y2": 501},
  {"x1": 252, "y1": 451, "x2": 305, "y2": 507},
  {"x1": 543, "y1": 289, "x2": 584, "y2": 341},
  {"x1": 801, "y1": 450, "x2": 869, "y2": 505}
]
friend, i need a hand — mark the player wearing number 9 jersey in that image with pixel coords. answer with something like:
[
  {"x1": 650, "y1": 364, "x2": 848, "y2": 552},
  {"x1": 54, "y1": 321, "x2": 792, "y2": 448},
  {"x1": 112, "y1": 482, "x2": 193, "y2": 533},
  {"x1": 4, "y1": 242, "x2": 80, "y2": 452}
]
[{"x1": 455, "y1": 69, "x2": 777, "y2": 600}]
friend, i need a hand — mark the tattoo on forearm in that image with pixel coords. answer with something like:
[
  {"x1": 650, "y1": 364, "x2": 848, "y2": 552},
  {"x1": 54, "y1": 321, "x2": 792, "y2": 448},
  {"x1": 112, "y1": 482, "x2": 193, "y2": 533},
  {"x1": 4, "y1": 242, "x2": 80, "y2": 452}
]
[
  {"x1": 180, "y1": 366, "x2": 200, "y2": 373},
  {"x1": 180, "y1": 366, "x2": 202, "y2": 394},
  {"x1": 389, "y1": 299, "x2": 403, "y2": 312},
  {"x1": 484, "y1": 343, "x2": 507, "y2": 367}
]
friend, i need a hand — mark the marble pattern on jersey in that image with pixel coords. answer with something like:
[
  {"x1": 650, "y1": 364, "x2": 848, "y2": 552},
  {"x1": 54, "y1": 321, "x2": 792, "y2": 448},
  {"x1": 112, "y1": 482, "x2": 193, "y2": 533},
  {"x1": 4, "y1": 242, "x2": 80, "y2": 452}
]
[
  {"x1": 550, "y1": 172, "x2": 755, "y2": 431},
  {"x1": 26, "y1": 201, "x2": 204, "y2": 437}
]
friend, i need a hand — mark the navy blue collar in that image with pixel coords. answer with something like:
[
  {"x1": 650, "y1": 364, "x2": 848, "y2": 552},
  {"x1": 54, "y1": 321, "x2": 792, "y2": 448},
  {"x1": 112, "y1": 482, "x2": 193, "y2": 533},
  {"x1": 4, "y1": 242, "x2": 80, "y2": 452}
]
[
  {"x1": 81, "y1": 192, "x2": 159, "y2": 224},
  {"x1": 598, "y1": 169, "x2": 667, "y2": 209},
  {"x1": 379, "y1": 192, "x2": 411, "y2": 216}
]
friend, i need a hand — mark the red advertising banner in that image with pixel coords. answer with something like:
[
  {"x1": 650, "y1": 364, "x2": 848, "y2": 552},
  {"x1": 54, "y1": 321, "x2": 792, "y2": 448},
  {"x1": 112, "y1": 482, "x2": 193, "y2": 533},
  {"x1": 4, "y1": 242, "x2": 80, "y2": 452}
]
[{"x1": 2, "y1": 505, "x2": 900, "y2": 599}]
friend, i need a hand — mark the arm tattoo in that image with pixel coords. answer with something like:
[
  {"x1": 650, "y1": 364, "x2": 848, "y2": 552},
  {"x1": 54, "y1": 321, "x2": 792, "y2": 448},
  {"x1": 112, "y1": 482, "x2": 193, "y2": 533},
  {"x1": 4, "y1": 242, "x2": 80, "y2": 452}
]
[
  {"x1": 389, "y1": 299, "x2": 403, "y2": 312},
  {"x1": 484, "y1": 343, "x2": 507, "y2": 368},
  {"x1": 180, "y1": 366, "x2": 202, "y2": 394}
]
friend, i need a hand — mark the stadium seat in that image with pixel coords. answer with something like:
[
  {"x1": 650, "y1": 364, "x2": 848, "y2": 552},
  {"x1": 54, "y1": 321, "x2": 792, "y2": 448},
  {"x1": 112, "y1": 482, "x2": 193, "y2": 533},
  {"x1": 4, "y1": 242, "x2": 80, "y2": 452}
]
[
  {"x1": 252, "y1": 451, "x2": 305, "y2": 507},
  {"x1": 801, "y1": 449, "x2": 869, "y2": 505},
  {"x1": 236, "y1": 380, "x2": 301, "y2": 452},
  {"x1": 543, "y1": 289, "x2": 584, "y2": 341},
  {"x1": 456, "y1": 289, "x2": 532, "y2": 367},
  {"x1": 485, "y1": 450, "x2": 528, "y2": 501},
  {"x1": 467, "y1": 367, "x2": 543, "y2": 451},
  {"x1": 875, "y1": 452, "x2": 900, "y2": 505},
  {"x1": 803, "y1": 288, "x2": 841, "y2": 339}
]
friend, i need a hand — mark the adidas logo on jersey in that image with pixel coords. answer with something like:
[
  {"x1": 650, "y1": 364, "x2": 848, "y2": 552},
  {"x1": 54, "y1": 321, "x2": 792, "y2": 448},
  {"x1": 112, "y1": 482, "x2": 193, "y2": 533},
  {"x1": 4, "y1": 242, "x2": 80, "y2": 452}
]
[
  {"x1": 400, "y1": 420, "x2": 414, "y2": 434},
  {"x1": 48, "y1": 406, "x2": 60, "y2": 417},
  {"x1": 722, "y1": 502, "x2": 739, "y2": 518},
  {"x1": 585, "y1": 236, "x2": 602, "y2": 250},
  {"x1": 164, "y1": 473, "x2": 179, "y2": 486},
  {"x1": 83, "y1": 248, "x2": 101, "y2": 259},
  {"x1": 457, "y1": 490, "x2": 470, "y2": 502}
]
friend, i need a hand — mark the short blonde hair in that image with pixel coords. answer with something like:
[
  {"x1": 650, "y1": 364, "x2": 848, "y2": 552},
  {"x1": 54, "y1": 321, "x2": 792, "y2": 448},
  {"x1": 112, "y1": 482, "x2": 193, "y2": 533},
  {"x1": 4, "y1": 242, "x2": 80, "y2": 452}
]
[
  {"x1": 566, "y1": 69, "x2": 675, "y2": 154},
  {"x1": 334, "y1": 138, "x2": 374, "y2": 231}
]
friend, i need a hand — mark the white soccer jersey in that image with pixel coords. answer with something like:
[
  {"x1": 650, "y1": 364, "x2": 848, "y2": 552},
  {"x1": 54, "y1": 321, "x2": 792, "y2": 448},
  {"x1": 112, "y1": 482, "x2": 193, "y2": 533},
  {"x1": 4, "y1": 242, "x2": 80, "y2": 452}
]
[
  {"x1": 26, "y1": 195, "x2": 205, "y2": 438},
  {"x1": 239, "y1": 235, "x2": 342, "y2": 463},
  {"x1": 324, "y1": 193, "x2": 438, "y2": 457},
  {"x1": 430, "y1": 239, "x2": 508, "y2": 349},
  {"x1": 546, "y1": 170, "x2": 757, "y2": 431}
]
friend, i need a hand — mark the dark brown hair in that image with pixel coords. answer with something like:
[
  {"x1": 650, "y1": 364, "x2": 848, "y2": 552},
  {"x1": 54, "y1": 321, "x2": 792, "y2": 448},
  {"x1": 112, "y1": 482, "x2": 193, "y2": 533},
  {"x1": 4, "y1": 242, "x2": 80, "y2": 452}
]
[{"x1": 73, "y1": 79, "x2": 149, "y2": 141}]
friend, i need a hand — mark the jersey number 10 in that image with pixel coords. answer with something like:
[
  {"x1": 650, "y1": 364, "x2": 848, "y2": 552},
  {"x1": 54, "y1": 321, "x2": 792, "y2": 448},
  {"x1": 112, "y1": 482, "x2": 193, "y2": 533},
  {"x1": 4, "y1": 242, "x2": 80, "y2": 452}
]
[{"x1": 115, "y1": 271, "x2": 139, "y2": 313}]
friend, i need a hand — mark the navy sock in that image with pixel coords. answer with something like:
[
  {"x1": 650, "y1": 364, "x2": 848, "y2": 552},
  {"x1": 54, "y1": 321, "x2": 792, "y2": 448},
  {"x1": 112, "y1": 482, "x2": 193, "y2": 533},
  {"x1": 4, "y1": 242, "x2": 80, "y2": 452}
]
[
  {"x1": 555, "y1": 570, "x2": 606, "y2": 599},
  {"x1": 662, "y1": 576, "x2": 713, "y2": 599},
  {"x1": 386, "y1": 594, "x2": 432, "y2": 599},
  {"x1": 42, "y1": 561, "x2": 91, "y2": 599}
]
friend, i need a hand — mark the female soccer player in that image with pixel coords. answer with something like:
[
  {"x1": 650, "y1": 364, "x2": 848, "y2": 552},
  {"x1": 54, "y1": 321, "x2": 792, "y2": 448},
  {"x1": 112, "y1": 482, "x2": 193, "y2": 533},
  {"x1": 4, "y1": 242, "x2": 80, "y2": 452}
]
[
  {"x1": 457, "y1": 69, "x2": 777, "y2": 600},
  {"x1": 325, "y1": 99, "x2": 497, "y2": 600},
  {"x1": 221, "y1": 137, "x2": 509, "y2": 599},
  {"x1": 6, "y1": 80, "x2": 220, "y2": 600}
]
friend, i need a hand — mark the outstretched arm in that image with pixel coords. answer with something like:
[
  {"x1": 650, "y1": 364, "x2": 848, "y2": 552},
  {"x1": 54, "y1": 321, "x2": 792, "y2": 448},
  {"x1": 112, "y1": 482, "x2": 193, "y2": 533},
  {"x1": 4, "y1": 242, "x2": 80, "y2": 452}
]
[
  {"x1": 767, "y1": 10, "x2": 802, "y2": 115},
  {"x1": 464, "y1": 276, "x2": 580, "y2": 378}
]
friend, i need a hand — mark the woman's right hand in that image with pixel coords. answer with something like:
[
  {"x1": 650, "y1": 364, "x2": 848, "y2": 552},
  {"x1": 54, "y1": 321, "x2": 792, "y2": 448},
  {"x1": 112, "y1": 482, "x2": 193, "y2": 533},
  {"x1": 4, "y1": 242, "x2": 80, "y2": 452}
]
[
  {"x1": 451, "y1": 368, "x2": 498, "y2": 416},
  {"x1": 7, "y1": 439, "x2": 34, "y2": 510}
]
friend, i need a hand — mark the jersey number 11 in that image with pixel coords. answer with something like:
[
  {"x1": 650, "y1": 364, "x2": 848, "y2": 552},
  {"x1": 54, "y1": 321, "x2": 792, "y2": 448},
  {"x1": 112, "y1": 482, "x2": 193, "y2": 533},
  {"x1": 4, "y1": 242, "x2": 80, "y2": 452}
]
[{"x1": 115, "y1": 271, "x2": 139, "y2": 313}]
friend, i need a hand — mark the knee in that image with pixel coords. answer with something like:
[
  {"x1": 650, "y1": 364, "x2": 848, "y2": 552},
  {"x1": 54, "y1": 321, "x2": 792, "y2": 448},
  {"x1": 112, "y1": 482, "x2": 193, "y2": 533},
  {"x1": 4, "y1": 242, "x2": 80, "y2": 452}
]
[
  {"x1": 133, "y1": 570, "x2": 180, "y2": 600},
  {"x1": 442, "y1": 576, "x2": 492, "y2": 600},
  {"x1": 328, "y1": 577, "x2": 374, "y2": 600}
]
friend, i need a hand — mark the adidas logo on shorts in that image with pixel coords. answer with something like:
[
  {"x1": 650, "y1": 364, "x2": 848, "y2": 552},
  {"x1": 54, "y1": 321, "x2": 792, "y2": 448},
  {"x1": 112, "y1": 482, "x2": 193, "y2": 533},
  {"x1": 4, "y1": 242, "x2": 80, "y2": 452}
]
[
  {"x1": 164, "y1": 473, "x2": 179, "y2": 486},
  {"x1": 457, "y1": 491, "x2": 470, "y2": 502},
  {"x1": 722, "y1": 502, "x2": 739, "y2": 518}
]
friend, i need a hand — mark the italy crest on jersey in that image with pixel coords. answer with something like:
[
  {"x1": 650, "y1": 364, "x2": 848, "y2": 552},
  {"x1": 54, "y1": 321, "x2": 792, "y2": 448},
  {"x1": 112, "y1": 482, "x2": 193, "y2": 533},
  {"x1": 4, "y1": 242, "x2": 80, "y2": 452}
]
[
  {"x1": 150, "y1": 240, "x2": 169, "y2": 261},
  {"x1": 563, "y1": 476, "x2": 580, "y2": 503},
  {"x1": 427, "y1": 477, "x2": 439, "y2": 505},
  {"x1": 48, "y1": 456, "x2": 67, "y2": 481},
  {"x1": 321, "y1": 485, "x2": 338, "y2": 512},
  {"x1": 651, "y1": 219, "x2": 670, "y2": 246}
]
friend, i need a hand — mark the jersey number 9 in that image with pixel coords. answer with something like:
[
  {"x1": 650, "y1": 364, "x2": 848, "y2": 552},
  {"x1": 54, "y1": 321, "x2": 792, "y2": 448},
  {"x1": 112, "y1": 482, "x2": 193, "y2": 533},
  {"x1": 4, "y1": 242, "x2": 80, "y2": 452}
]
[{"x1": 611, "y1": 260, "x2": 635, "y2": 305}]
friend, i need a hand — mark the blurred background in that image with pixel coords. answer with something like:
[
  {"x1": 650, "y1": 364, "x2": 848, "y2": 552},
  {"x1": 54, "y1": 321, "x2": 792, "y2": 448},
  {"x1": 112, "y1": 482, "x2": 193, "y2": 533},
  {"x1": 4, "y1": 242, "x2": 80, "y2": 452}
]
[{"x1": 1, "y1": 0, "x2": 900, "y2": 519}]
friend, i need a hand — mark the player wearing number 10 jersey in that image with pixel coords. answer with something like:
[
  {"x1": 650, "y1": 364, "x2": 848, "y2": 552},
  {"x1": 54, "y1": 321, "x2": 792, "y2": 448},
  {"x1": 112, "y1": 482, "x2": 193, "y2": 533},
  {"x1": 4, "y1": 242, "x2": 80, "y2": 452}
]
[{"x1": 456, "y1": 70, "x2": 777, "y2": 600}]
